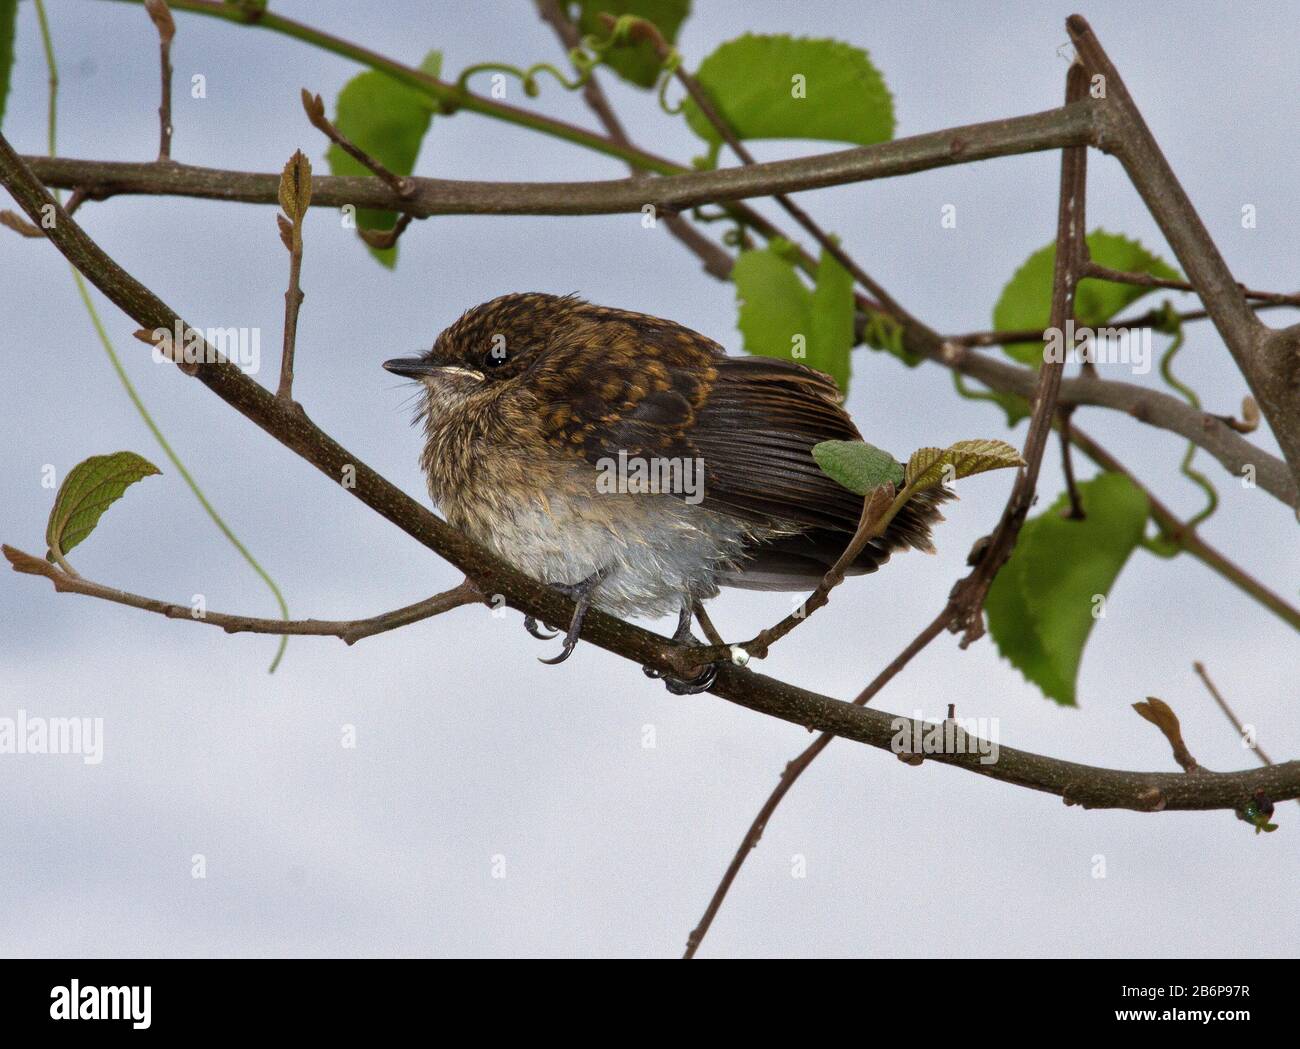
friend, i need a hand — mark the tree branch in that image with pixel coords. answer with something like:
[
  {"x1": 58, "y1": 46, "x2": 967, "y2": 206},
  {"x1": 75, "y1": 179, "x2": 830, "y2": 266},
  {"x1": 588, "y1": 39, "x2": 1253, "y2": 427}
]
[
  {"x1": 3, "y1": 544, "x2": 480, "y2": 645},
  {"x1": 926, "y1": 339, "x2": 1296, "y2": 507},
  {"x1": 945, "y1": 60, "x2": 1089, "y2": 645},
  {"x1": 20, "y1": 101, "x2": 1098, "y2": 216}
]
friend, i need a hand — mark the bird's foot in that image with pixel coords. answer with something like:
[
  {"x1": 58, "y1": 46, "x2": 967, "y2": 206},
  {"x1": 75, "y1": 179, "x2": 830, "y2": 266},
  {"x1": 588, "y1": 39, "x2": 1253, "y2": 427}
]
[
  {"x1": 643, "y1": 600, "x2": 720, "y2": 695},
  {"x1": 536, "y1": 572, "x2": 605, "y2": 666}
]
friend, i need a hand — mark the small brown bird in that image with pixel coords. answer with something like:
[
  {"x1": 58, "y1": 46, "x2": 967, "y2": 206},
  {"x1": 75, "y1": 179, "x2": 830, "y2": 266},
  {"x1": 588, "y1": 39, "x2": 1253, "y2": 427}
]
[{"x1": 385, "y1": 293, "x2": 947, "y2": 692}]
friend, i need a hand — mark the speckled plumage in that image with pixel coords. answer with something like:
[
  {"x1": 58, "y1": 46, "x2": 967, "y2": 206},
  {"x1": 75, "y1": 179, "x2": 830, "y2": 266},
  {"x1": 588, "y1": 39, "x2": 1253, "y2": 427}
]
[{"x1": 395, "y1": 292, "x2": 948, "y2": 620}]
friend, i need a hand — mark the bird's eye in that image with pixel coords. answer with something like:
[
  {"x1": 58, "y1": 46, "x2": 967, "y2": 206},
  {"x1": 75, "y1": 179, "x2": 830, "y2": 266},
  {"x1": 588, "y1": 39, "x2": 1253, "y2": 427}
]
[{"x1": 482, "y1": 333, "x2": 509, "y2": 368}]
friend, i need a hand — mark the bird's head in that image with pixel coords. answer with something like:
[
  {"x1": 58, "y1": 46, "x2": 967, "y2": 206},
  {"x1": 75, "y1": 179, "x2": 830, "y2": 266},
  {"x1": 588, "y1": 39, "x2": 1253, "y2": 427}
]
[{"x1": 383, "y1": 292, "x2": 581, "y2": 389}]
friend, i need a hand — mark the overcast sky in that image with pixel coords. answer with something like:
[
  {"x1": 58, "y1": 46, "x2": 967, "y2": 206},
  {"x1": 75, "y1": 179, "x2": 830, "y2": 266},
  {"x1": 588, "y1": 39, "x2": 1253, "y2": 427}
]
[{"x1": 2, "y1": 0, "x2": 1297, "y2": 957}]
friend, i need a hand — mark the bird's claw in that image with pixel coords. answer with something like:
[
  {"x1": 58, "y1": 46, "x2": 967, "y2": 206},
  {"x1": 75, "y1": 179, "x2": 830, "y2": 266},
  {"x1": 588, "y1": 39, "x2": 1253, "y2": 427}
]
[
  {"x1": 642, "y1": 659, "x2": 719, "y2": 695},
  {"x1": 667, "y1": 663, "x2": 719, "y2": 695},
  {"x1": 524, "y1": 615, "x2": 558, "y2": 641},
  {"x1": 538, "y1": 634, "x2": 580, "y2": 665}
]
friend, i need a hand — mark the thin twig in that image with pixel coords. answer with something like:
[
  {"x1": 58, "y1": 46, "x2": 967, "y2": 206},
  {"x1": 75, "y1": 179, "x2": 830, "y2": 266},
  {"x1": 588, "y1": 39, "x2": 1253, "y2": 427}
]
[
  {"x1": 300, "y1": 88, "x2": 414, "y2": 199},
  {"x1": 275, "y1": 150, "x2": 310, "y2": 402},
  {"x1": 357, "y1": 212, "x2": 414, "y2": 250},
  {"x1": 143, "y1": 0, "x2": 175, "y2": 161},
  {"x1": 1193, "y1": 661, "x2": 1279, "y2": 769},
  {"x1": 3, "y1": 544, "x2": 481, "y2": 645},
  {"x1": 1084, "y1": 261, "x2": 1300, "y2": 307},
  {"x1": 692, "y1": 603, "x2": 726, "y2": 647},
  {"x1": 947, "y1": 60, "x2": 1089, "y2": 645},
  {"x1": 683, "y1": 607, "x2": 952, "y2": 957},
  {"x1": 1058, "y1": 406, "x2": 1086, "y2": 518},
  {"x1": 742, "y1": 484, "x2": 898, "y2": 658},
  {"x1": 277, "y1": 239, "x2": 304, "y2": 401},
  {"x1": 0, "y1": 209, "x2": 46, "y2": 237}
]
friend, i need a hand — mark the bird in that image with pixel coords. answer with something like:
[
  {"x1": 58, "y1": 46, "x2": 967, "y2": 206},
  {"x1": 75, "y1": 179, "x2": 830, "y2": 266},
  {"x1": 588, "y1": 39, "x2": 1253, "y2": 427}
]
[{"x1": 384, "y1": 292, "x2": 948, "y2": 692}]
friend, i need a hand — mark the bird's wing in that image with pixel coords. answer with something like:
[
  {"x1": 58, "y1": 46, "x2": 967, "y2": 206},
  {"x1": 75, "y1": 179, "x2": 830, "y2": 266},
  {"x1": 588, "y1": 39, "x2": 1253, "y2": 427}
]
[{"x1": 531, "y1": 313, "x2": 945, "y2": 584}]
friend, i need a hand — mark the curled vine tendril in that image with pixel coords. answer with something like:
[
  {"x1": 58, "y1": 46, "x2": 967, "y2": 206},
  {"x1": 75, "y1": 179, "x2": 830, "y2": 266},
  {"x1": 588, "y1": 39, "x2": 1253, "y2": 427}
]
[
  {"x1": 1142, "y1": 302, "x2": 1219, "y2": 556},
  {"x1": 656, "y1": 49, "x2": 685, "y2": 115},
  {"x1": 452, "y1": 15, "x2": 683, "y2": 115}
]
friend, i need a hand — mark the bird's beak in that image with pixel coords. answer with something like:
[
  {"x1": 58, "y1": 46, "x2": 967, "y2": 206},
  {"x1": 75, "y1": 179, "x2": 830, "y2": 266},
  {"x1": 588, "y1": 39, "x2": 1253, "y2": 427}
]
[{"x1": 382, "y1": 357, "x2": 442, "y2": 378}]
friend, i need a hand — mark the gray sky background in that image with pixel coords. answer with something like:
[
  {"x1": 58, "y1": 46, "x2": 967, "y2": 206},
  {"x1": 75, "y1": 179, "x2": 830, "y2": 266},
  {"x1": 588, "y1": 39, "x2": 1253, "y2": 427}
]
[{"x1": 2, "y1": 0, "x2": 1297, "y2": 957}]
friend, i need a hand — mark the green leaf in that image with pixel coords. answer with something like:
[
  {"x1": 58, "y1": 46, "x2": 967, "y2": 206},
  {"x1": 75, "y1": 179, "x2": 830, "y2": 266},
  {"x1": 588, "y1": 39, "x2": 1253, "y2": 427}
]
[
  {"x1": 986, "y1": 473, "x2": 1149, "y2": 706},
  {"x1": 573, "y1": 0, "x2": 689, "y2": 88},
  {"x1": 326, "y1": 50, "x2": 441, "y2": 268},
  {"x1": 683, "y1": 34, "x2": 893, "y2": 151},
  {"x1": 45, "y1": 452, "x2": 161, "y2": 561},
  {"x1": 734, "y1": 239, "x2": 808, "y2": 358},
  {"x1": 733, "y1": 239, "x2": 854, "y2": 392},
  {"x1": 808, "y1": 248, "x2": 854, "y2": 393},
  {"x1": 905, "y1": 439, "x2": 1024, "y2": 492},
  {"x1": 812, "y1": 440, "x2": 903, "y2": 495},
  {"x1": 993, "y1": 230, "x2": 1182, "y2": 366},
  {"x1": 0, "y1": 0, "x2": 17, "y2": 131}
]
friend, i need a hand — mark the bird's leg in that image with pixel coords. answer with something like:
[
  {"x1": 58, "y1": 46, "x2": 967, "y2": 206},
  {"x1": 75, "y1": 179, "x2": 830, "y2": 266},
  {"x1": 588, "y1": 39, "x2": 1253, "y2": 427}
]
[
  {"x1": 673, "y1": 601, "x2": 696, "y2": 644},
  {"x1": 643, "y1": 599, "x2": 719, "y2": 695},
  {"x1": 537, "y1": 570, "x2": 606, "y2": 666}
]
